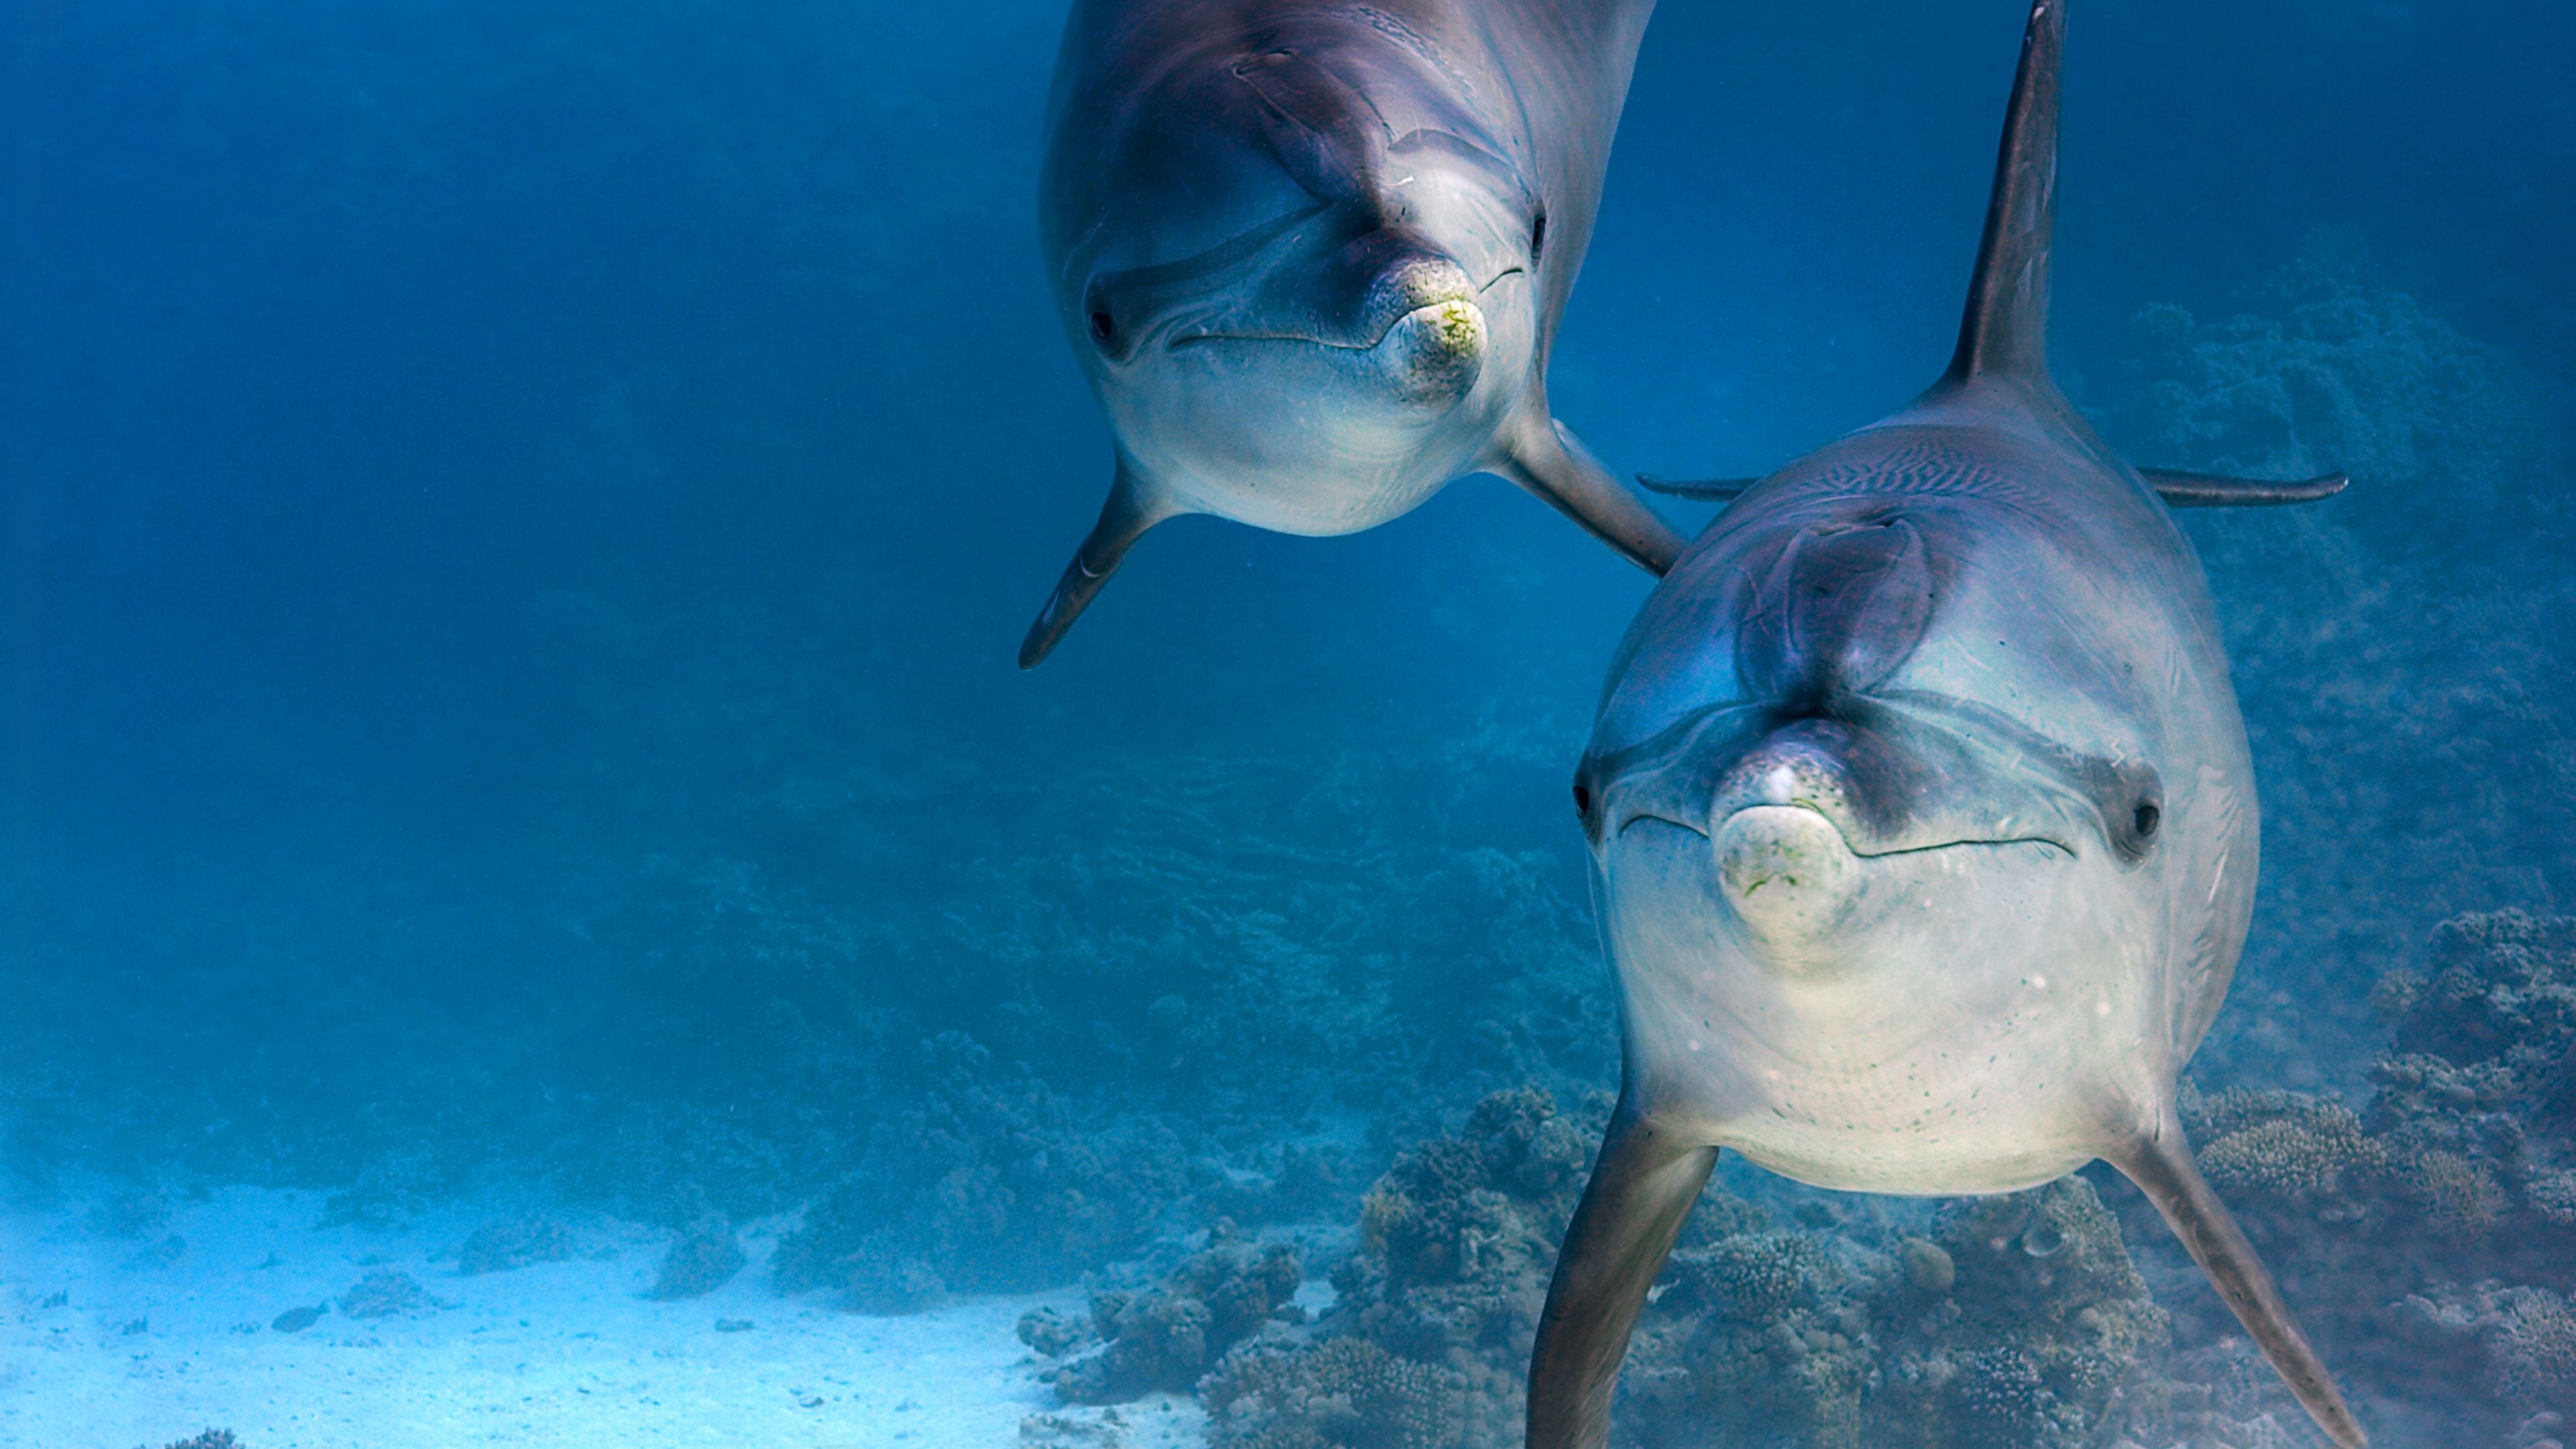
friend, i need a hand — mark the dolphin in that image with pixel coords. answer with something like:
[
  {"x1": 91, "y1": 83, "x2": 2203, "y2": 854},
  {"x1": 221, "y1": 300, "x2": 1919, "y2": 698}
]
[
  {"x1": 1527, "y1": 3, "x2": 2366, "y2": 1446},
  {"x1": 1018, "y1": 0, "x2": 1684, "y2": 667}
]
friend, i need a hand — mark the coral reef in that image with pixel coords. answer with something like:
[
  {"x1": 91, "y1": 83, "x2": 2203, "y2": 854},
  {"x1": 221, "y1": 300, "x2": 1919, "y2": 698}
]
[
  {"x1": 337, "y1": 1270, "x2": 435, "y2": 1321},
  {"x1": 1026, "y1": 1221, "x2": 1305, "y2": 1403},
  {"x1": 991, "y1": 1089, "x2": 1601, "y2": 1448},
  {"x1": 1167, "y1": 1092, "x2": 2176, "y2": 1449},
  {"x1": 2142, "y1": 910, "x2": 2576, "y2": 1436},
  {"x1": 1317, "y1": 1087, "x2": 1599, "y2": 1444},
  {"x1": 769, "y1": 1030, "x2": 1191, "y2": 1299},
  {"x1": 1201, "y1": 1336, "x2": 1466, "y2": 1449},
  {"x1": 2118, "y1": 231, "x2": 2557, "y2": 553},
  {"x1": 456, "y1": 1217, "x2": 575, "y2": 1275},
  {"x1": 647, "y1": 1220, "x2": 747, "y2": 1300},
  {"x1": 1631, "y1": 1176, "x2": 2168, "y2": 1449}
]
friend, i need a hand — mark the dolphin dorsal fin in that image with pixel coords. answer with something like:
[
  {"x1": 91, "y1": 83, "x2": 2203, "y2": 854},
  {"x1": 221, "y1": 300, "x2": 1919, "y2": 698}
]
[{"x1": 1945, "y1": 0, "x2": 2066, "y2": 385}]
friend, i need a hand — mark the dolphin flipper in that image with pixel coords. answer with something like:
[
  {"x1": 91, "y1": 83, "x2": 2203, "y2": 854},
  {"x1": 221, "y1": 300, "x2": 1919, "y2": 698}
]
[
  {"x1": 1527, "y1": 1101, "x2": 1719, "y2": 1449},
  {"x1": 1496, "y1": 410, "x2": 1686, "y2": 576},
  {"x1": 2138, "y1": 468, "x2": 2351, "y2": 508},
  {"x1": 2108, "y1": 1114, "x2": 2367, "y2": 1448},
  {"x1": 1018, "y1": 462, "x2": 1173, "y2": 669}
]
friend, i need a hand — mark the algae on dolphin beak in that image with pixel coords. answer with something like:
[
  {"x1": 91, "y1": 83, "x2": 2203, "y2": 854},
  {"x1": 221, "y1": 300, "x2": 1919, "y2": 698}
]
[
  {"x1": 1430, "y1": 299, "x2": 1481, "y2": 356},
  {"x1": 1715, "y1": 804, "x2": 1860, "y2": 953},
  {"x1": 1380, "y1": 299, "x2": 1487, "y2": 405}
]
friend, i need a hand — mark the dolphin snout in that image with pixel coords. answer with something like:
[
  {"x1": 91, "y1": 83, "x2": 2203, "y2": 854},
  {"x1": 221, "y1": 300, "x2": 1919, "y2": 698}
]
[
  {"x1": 1713, "y1": 804, "x2": 1860, "y2": 953},
  {"x1": 1375, "y1": 298, "x2": 1486, "y2": 404},
  {"x1": 1708, "y1": 735, "x2": 1864, "y2": 837},
  {"x1": 1355, "y1": 248, "x2": 1476, "y2": 330},
  {"x1": 1354, "y1": 250, "x2": 1485, "y2": 405}
]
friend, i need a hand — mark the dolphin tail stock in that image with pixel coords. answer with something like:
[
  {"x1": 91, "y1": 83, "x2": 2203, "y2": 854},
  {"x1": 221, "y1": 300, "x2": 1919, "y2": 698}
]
[
  {"x1": 1017, "y1": 459, "x2": 1176, "y2": 669},
  {"x1": 2106, "y1": 1112, "x2": 2369, "y2": 1448},
  {"x1": 2137, "y1": 468, "x2": 2351, "y2": 508},
  {"x1": 1493, "y1": 407, "x2": 1686, "y2": 576},
  {"x1": 1525, "y1": 1097, "x2": 1719, "y2": 1449},
  {"x1": 1635, "y1": 474, "x2": 1759, "y2": 502}
]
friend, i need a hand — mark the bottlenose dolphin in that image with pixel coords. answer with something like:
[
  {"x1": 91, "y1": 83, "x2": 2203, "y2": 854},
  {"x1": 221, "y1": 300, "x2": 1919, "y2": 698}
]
[
  {"x1": 1529, "y1": 4, "x2": 2365, "y2": 1446},
  {"x1": 1019, "y1": 0, "x2": 1682, "y2": 666}
]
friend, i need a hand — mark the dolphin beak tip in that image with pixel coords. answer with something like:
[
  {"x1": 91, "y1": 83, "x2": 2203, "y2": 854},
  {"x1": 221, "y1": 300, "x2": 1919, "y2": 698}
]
[
  {"x1": 1714, "y1": 805, "x2": 1861, "y2": 951},
  {"x1": 1378, "y1": 298, "x2": 1487, "y2": 403}
]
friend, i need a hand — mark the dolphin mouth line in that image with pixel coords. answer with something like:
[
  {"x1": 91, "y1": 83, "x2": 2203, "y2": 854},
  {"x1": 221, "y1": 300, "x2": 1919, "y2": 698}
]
[
  {"x1": 1615, "y1": 805, "x2": 2074, "y2": 861},
  {"x1": 1161, "y1": 267, "x2": 1527, "y2": 354}
]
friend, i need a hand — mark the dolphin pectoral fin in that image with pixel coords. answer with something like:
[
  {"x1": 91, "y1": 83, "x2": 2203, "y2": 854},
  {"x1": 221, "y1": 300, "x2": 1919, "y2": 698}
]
[
  {"x1": 2108, "y1": 1114, "x2": 2367, "y2": 1448},
  {"x1": 1527, "y1": 1099, "x2": 1718, "y2": 1449},
  {"x1": 1017, "y1": 463, "x2": 1172, "y2": 669},
  {"x1": 2138, "y1": 468, "x2": 2351, "y2": 507},
  {"x1": 1635, "y1": 474, "x2": 1760, "y2": 502},
  {"x1": 1495, "y1": 411, "x2": 1686, "y2": 576}
]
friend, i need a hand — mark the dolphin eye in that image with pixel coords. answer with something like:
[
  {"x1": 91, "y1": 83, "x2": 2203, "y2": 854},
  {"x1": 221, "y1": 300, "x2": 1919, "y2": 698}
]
[
  {"x1": 2087, "y1": 758, "x2": 2163, "y2": 864},
  {"x1": 1571, "y1": 781, "x2": 1592, "y2": 818},
  {"x1": 1088, "y1": 309, "x2": 1115, "y2": 344},
  {"x1": 1529, "y1": 209, "x2": 1548, "y2": 265}
]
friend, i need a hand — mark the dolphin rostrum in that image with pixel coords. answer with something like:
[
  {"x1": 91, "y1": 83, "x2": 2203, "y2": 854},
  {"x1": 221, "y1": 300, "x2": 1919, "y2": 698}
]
[
  {"x1": 1529, "y1": 3, "x2": 2366, "y2": 1446},
  {"x1": 1019, "y1": 0, "x2": 1682, "y2": 666}
]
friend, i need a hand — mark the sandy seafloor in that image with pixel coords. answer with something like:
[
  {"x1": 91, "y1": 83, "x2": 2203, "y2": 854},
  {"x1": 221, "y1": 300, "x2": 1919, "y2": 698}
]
[{"x1": 0, "y1": 1188, "x2": 1203, "y2": 1449}]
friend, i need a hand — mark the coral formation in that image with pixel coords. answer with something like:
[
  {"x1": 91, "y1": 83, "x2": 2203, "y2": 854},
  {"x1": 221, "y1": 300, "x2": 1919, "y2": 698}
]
[
  {"x1": 1163, "y1": 1091, "x2": 2177, "y2": 1449},
  {"x1": 647, "y1": 1220, "x2": 747, "y2": 1300},
  {"x1": 1201, "y1": 1336, "x2": 1466, "y2": 1449},
  {"x1": 2147, "y1": 910, "x2": 2576, "y2": 1436},
  {"x1": 2119, "y1": 231, "x2": 2556, "y2": 553},
  {"x1": 1028, "y1": 1221, "x2": 1304, "y2": 1403},
  {"x1": 2196, "y1": 1092, "x2": 2388, "y2": 1209},
  {"x1": 456, "y1": 1217, "x2": 575, "y2": 1275},
  {"x1": 769, "y1": 1030, "x2": 1191, "y2": 1299},
  {"x1": 337, "y1": 1270, "x2": 435, "y2": 1321},
  {"x1": 1631, "y1": 1175, "x2": 2168, "y2": 1449}
]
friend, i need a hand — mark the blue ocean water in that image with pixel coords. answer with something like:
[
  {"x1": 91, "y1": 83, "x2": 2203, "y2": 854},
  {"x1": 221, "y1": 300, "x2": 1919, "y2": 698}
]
[{"x1": 3, "y1": 2, "x2": 2572, "y2": 1446}]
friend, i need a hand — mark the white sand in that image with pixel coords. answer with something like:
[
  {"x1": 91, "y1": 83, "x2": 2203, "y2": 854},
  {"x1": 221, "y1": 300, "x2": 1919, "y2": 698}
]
[{"x1": 0, "y1": 1187, "x2": 1202, "y2": 1449}]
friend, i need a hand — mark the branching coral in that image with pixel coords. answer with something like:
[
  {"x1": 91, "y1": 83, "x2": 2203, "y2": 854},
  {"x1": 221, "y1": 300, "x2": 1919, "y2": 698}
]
[
  {"x1": 2140, "y1": 911, "x2": 2576, "y2": 1438},
  {"x1": 1267, "y1": 1096, "x2": 2169, "y2": 1449},
  {"x1": 1199, "y1": 1336, "x2": 1466, "y2": 1449},
  {"x1": 2494, "y1": 1288, "x2": 2576, "y2": 1409},
  {"x1": 1177, "y1": 1090, "x2": 1607, "y2": 1449},
  {"x1": 2380, "y1": 912, "x2": 2576, "y2": 1087},
  {"x1": 1646, "y1": 1228, "x2": 1874, "y2": 1449},
  {"x1": 1631, "y1": 1174, "x2": 2174, "y2": 1449},
  {"x1": 2196, "y1": 1091, "x2": 2390, "y2": 1210},
  {"x1": 1037, "y1": 1224, "x2": 1304, "y2": 1403}
]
